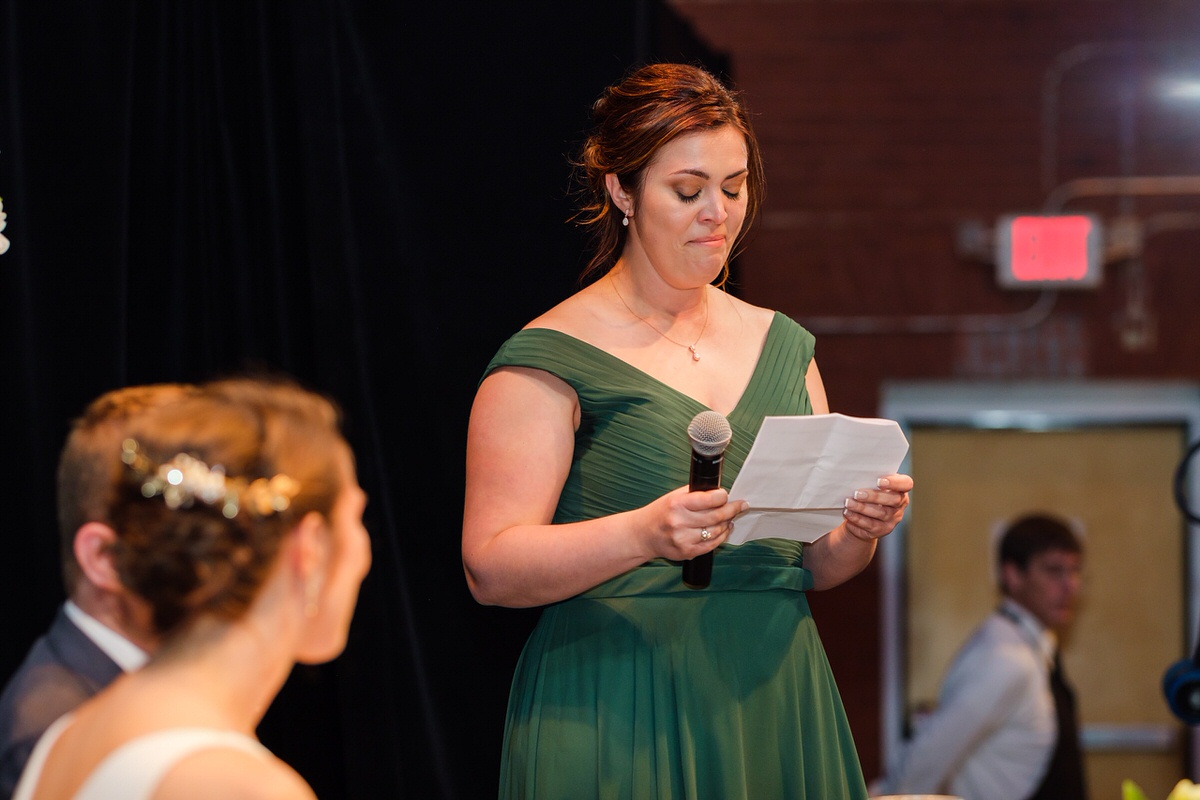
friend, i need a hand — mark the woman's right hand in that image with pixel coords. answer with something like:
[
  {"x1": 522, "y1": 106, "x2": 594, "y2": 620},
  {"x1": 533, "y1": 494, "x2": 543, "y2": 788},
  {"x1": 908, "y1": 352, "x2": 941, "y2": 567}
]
[{"x1": 632, "y1": 485, "x2": 747, "y2": 562}]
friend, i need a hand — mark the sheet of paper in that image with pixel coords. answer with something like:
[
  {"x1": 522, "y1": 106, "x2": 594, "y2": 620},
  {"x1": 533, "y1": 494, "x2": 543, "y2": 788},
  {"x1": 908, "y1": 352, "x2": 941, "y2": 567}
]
[{"x1": 727, "y1": 413, "x2": 909, "y2": 544}]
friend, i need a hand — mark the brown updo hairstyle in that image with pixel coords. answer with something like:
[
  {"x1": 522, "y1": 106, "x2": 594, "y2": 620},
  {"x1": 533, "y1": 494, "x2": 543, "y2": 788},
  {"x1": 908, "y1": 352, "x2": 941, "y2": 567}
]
[
  {"x1": 574, "y1": 62, "x2": 766, "y2": 282},
  {"x1": 56, "y1": 383, "x2": 196, "y2": 593},
  {"x1": 107, "y1": 377, "x2": 347, "y2": 638}
]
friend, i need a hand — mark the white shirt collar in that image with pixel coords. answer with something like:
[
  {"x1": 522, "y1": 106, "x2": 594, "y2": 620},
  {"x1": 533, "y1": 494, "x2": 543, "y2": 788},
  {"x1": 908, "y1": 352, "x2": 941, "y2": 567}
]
[
  {"x1": 999, "y1": 597, "x2": 1058, "y2": 668},
  {"x1": 63, "y1": 600, "x2": 149, "y2": 673}
]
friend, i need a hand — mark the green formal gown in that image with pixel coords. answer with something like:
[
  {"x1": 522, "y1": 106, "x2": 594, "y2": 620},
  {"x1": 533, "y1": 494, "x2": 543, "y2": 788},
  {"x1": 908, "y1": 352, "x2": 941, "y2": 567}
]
[{"x1": 485, "y1": 312, "x2": 867, "y2": 800}]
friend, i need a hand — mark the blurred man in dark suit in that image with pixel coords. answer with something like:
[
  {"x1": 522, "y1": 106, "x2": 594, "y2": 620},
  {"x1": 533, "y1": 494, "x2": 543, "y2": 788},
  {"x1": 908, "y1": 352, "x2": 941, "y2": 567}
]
[{"x1": 0, "y1": 384, "x2": 191, "y2": 798}]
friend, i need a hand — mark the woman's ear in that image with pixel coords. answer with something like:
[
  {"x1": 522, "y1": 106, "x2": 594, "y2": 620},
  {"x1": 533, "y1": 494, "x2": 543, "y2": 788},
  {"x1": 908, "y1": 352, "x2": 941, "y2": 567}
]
[
  {"x1": 604, "y1": 173, "x2": 632, "y2": 217},
  {"x1": 290, "y1": 511, "x2": 331, "y2": 580},
  {"x1": 289, "y1": 511, "x2": 332, "y2": 619},
  {"x1": 74, "y1": 522, "x2": 123, "y2": 593}
]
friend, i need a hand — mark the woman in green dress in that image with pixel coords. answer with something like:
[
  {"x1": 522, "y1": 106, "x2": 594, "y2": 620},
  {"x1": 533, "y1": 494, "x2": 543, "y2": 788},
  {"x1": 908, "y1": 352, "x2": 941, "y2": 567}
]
[{"x1": 463, "y1": 63, "x2": 913, "y2": 799}]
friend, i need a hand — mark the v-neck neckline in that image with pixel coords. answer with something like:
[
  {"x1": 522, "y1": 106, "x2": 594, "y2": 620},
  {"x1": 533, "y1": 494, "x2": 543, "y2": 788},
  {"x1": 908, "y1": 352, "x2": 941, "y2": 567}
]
[{"x1": 522, "y1": 311, "x2": 784, "y2": 421}]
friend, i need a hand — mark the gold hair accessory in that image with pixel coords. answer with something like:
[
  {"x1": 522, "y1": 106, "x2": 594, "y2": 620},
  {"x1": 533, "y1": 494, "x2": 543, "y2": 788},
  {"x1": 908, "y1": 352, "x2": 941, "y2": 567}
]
[{"x1": 121, "y1": 438, "x2": 300, "y2": 519}]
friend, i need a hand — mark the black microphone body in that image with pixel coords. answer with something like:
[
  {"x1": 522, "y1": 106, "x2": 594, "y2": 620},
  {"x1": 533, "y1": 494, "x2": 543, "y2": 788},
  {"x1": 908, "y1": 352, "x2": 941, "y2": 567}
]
[
  {"x1": 682, "y1": 450, "x2": 724, "y2": 588},
  {"x1": 682, "y1": 411, "x2": 733, "y2": 590}
]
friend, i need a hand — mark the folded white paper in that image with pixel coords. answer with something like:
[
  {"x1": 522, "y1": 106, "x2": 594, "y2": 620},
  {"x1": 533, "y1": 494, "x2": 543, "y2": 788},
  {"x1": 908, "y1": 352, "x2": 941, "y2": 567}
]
[{"x1": 727, "y1": 413, "x2": 909, "y2": 544}]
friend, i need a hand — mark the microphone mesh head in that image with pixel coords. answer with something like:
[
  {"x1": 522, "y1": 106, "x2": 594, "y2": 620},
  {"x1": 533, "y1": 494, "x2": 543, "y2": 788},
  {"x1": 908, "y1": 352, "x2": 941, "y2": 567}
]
[{"x1": 687, "y1": 410, "x2": 733, "y2": 457}]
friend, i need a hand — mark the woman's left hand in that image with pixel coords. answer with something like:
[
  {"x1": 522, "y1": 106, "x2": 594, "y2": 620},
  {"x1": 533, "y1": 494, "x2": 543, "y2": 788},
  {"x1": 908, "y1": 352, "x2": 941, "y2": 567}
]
[{"x1": 841, "y1": 473, "x2": 912, "y2": 542}]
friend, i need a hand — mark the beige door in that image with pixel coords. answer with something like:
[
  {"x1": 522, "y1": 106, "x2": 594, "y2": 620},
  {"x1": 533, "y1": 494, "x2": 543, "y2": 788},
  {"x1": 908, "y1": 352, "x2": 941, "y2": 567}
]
[{"x1": 904, "y1": 425, "x2": 1188, "y2": 799}]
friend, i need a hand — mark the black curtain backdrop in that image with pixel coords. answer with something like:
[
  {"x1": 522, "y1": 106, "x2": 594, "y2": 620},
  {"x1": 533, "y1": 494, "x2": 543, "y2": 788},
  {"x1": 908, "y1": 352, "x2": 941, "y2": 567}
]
[{"x1": 0, "y1": 1, "x2": 722, "y2": 796}]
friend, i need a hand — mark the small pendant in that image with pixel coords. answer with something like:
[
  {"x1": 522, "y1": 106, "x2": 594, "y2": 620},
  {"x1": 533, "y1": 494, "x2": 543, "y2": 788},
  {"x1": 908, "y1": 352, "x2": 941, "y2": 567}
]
[{"x1": 689, "y1": 346, "x2": 700, "y2": 362}]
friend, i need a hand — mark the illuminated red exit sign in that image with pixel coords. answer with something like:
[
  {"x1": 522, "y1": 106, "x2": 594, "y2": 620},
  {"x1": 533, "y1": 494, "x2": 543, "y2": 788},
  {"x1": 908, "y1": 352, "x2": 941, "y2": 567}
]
[{"x1": 995, "y1": 214, "x2": 1103, "y2": 289}]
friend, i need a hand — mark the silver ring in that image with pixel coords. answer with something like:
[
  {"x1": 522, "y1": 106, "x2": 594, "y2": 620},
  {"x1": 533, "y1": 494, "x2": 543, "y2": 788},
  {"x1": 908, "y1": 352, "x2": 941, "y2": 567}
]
[{"x1": 700, "y1": 528, "x2": 711, "y2": 541}]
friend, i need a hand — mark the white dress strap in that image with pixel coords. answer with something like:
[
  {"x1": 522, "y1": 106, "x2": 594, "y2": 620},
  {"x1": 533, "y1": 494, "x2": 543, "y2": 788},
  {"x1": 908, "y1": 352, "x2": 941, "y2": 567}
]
[
  {"x1": 13, "y1": 720, "x2": 271, "y2": 800},
  {"x1": 76, "y1": 728, "x2": 271, "y2": 799},
  {"x1": 11, "y1": 714, "x2": 74, "y2": 800}
]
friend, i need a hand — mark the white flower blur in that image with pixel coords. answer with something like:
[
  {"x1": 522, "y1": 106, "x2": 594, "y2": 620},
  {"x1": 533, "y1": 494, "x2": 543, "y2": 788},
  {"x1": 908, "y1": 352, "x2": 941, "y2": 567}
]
[
  {"x1": 0, "y1": 197, "x2": 9, "y2": 255},
  {"x1": 1171, "y1": 780, "x2": 1200, "y2": 800}
]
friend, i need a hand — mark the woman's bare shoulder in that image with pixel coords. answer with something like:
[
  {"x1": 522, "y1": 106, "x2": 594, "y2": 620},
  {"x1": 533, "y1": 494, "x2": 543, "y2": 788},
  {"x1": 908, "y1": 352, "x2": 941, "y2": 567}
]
[
  {"x1": 155, "y1": 746, "x2": 315, "y2": 800},
  {"x1": 720, "y1": 290, "x2": 777, "y2": 322},
  {"x1": 523, "y1": 283, "x2": 608, "y2": 338},
  {"x1": 711, "y1": 288, "x2": 778, "y2": 341}
]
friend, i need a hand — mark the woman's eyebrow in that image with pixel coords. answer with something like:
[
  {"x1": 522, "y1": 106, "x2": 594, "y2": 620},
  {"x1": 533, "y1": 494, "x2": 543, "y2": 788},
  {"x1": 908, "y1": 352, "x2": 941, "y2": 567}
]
[{"x1": 669, "y1": 167, "x2": 749, "y2": 180}]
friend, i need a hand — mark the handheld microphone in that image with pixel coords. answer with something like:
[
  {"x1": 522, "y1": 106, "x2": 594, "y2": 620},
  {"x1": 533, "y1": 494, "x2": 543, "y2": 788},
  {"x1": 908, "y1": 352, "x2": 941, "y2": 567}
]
[{"x1": 682, "y1": 410, "x2": 733, "y2": 590}]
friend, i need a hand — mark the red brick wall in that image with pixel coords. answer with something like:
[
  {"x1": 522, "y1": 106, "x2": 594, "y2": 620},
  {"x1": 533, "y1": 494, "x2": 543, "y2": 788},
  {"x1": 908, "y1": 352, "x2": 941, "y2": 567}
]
[{"x1": 668, "y1": 0, "x2": 1200, "y2": 777}]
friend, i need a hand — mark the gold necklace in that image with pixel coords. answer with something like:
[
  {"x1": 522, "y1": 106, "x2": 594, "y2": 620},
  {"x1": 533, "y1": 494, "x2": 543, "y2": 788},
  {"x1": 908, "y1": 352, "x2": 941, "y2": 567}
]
[{"x1": 609, "y1": 275, "x2": 709, "y2": 362}]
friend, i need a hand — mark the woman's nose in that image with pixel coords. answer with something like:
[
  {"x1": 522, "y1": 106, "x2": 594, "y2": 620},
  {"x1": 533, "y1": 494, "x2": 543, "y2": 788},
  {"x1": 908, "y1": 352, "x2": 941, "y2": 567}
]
[{"x1": 699, "y1": 192, "x2": 728, "y2": 224}]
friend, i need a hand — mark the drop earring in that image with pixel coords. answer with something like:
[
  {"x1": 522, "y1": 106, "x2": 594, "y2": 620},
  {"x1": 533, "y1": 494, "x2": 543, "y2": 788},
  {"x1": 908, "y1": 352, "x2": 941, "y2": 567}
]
[{"x1": 623, "y1": 207, "x2": 632, "y2": 227}]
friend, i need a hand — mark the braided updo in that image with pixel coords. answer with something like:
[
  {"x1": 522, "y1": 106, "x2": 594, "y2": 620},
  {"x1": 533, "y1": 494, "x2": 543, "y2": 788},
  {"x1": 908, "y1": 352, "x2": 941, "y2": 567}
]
[{"x1": 108, "y1": 378, "x2": 346, "y2": 637}]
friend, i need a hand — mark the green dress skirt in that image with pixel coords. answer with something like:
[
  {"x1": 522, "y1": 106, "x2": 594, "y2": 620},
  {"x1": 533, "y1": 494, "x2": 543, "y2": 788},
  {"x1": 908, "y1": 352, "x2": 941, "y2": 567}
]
[{"x1": 484, "y1": 312, "x2": 867, "y2": 800}]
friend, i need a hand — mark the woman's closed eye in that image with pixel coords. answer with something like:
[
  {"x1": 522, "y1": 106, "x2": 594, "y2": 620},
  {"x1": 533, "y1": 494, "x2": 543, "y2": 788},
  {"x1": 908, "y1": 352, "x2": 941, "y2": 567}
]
[{"x1": 676, "y1": 187, "x2": 742, "y2": 203}]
